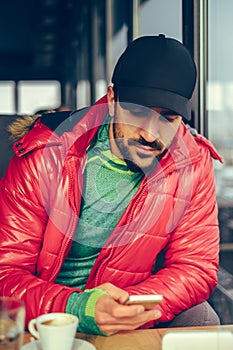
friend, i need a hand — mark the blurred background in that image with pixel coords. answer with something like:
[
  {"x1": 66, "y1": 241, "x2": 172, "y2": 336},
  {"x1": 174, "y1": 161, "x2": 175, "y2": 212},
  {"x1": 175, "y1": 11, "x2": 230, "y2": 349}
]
[{"x1": 0, "y1": 0, "x2": 233, "y2": 324}]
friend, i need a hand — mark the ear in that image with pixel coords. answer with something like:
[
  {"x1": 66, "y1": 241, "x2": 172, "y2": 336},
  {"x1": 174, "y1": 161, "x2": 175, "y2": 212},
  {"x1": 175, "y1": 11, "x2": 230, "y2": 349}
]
[{"x1": 107, "y1": 86, "x2": 115, "y2": 117}]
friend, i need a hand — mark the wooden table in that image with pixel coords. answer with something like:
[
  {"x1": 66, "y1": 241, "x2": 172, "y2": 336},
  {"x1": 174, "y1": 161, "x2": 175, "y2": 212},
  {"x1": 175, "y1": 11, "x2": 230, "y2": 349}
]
[{"x1": 23, "y1": 325, "x2": 233, "y2": 350}]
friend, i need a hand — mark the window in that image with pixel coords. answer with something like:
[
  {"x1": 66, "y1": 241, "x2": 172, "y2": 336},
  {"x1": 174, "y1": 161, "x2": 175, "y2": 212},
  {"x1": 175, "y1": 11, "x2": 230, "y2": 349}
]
[
  {"x1": 139, "y1": 0, "x2": 182, "y2": 40},
  {"x1": 207, "y1": 0, "x2": 233, "y2": 273},
  {"x1": 18, "y1": 81, "x2": 61, "y2": 115},
  {"x1": 0, "y1": 81, "x2": 15, "y2": 113}
]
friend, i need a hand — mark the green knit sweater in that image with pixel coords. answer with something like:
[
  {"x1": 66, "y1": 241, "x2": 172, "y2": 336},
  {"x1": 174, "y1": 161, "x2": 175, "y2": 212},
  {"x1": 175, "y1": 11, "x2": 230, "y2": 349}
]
[{"x1": 55, "y1": 115, "x2": 143, "y2": 334}]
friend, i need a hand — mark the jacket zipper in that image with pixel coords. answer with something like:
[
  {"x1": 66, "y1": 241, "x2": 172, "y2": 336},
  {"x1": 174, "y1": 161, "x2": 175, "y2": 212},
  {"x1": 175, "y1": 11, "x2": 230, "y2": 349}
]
[{"x1": 50, "y1": 152, "x2": 86, "y2": 281}]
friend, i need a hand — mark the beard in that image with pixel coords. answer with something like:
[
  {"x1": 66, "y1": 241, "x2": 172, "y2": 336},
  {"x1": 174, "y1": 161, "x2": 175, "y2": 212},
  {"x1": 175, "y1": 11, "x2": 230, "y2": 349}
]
[{"x1": 112, "y1": 119, "x2": 167, "y2": 174}]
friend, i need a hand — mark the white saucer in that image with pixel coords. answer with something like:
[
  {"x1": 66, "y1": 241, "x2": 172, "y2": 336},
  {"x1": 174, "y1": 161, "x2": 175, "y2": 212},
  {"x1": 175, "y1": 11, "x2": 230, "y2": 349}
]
[{"x1": 22, "y1": 338, "x2": 96, "y2": 350}]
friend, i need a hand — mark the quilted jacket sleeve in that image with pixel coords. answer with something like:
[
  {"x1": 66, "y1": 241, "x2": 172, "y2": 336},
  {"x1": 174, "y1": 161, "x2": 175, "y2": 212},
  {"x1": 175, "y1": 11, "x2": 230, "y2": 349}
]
[
  {"x1": 0, "y1": 151, "x2": 81, "y2": 327},
  {"x1": 125, "y1": 146, "x2": 220, "y2": 323}
]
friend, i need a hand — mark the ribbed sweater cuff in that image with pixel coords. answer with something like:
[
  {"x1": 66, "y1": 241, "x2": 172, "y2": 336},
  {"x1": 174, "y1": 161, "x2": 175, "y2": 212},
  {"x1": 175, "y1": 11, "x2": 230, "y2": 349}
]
[{"x1": 66, "y1": 288, "x2": 108, "y2": 335}]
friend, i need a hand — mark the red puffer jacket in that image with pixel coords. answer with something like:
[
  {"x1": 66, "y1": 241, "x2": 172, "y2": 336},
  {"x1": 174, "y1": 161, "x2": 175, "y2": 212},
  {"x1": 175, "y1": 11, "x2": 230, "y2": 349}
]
[{"x1": 0, "y1": 96, "x2": 222, "y2": 327}]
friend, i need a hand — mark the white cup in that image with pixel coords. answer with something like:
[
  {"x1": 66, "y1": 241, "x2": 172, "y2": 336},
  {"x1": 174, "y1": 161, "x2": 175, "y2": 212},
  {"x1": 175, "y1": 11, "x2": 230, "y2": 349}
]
[{"x1": 28, "y1": 313, "x2": 79, "y2": 350}]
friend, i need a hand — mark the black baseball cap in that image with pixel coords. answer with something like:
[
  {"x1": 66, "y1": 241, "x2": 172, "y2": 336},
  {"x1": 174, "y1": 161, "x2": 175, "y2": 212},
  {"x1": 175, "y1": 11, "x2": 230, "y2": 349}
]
[{"x1": 111, "y1": 34, "x2": 197, "y2": 120}]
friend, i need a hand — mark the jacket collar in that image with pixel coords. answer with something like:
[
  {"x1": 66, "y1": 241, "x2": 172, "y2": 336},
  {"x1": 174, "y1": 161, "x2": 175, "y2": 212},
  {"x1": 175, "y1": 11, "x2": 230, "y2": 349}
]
[{"x1": 13, "y1": 94, "x2": 222, "y2": 173}]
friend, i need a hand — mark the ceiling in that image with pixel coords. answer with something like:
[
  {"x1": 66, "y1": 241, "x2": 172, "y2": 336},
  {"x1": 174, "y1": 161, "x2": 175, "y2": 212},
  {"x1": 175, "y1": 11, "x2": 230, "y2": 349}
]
[
  {"x1": 0, "y1": 0, "x2": 150, "y2": 82},
  {"x1": 0, "y1": 0, "x2": 75, "y2": 81}
]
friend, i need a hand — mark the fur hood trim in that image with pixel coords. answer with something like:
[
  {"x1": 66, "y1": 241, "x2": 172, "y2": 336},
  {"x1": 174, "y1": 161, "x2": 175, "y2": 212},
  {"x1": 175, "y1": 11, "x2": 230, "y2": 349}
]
[
  {"x1": 7, "y1": 115, "x2": 38, "y2": 142},
  {"x1": 7, "y1": 111, "x2": 56, "y2": 142}
]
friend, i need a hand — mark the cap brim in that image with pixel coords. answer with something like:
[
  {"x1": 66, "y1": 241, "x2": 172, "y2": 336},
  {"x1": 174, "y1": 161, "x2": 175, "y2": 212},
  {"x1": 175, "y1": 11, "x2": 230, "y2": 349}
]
[{"x1": 118, "y1": 86, "x2": 191, "y2": 120}]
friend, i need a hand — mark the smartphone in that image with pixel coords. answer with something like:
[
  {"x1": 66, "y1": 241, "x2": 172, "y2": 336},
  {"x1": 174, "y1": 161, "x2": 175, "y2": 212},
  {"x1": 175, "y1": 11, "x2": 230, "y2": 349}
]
[{"x1": 125, "y1": 294, "x2": 163, "y2": 310}]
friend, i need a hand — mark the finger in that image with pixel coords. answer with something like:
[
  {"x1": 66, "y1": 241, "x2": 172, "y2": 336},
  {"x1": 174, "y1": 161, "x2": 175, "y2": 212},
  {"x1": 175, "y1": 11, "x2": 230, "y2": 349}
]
[
  {"x1": 97, "y1": 300, "x2": 161, "y2": 326},
  {"x1": 98, "y1": 309, "x2": 162, "y2": 335},
  {"x1": 112, "y1": 308, "x2": 161, "y2": 325},
  {"x1": 98, "y1": 282, "x2": 129, "y2": 303},
  {"x1": 97, "y1": 295, "x2": 145, "y2": 319},
  {"x1": 111, "y1": 308, "x2": 162, "y2": 324}
]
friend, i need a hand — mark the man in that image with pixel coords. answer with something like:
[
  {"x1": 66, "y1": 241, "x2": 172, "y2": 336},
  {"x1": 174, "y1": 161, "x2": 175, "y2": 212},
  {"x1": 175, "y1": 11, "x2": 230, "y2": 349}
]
[{"x1": 0, "y1": 34, "x2": 221, "y2": 335}]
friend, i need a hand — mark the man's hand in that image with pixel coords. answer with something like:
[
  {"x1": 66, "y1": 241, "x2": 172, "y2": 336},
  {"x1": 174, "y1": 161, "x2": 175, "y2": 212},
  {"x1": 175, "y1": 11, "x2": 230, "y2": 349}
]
[{"x1": 95, "y1": 283, "x2": 162, "y2": 335}]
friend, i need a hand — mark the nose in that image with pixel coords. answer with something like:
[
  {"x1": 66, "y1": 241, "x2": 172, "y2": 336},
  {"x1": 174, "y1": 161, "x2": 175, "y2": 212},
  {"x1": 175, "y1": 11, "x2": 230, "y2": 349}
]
[{"x1": 139, "y1": 115, "x2": 160, "y2": 142}]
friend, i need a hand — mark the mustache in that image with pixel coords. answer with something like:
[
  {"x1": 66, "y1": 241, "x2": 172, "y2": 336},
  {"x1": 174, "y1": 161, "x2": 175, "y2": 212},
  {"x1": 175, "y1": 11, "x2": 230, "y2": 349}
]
[{"x1": 128, "y1": 137, "x2": 164, "y2": 151}]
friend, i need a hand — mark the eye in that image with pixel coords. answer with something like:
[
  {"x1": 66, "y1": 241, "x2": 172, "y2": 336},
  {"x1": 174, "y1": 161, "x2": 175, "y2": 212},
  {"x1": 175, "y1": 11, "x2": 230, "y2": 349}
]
[
  {"x1": 120, "y1": 102, "x2": 151, "y2": 117},
  {"x1": 159, "y1": 112, "x2": 179, "y2": 123},
  {"x1": 128, "y1": 107, "x2": 151, "y2": 117},
  {"x1": 128, "y1": 107, "x2": 151, "y2": 118}
]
